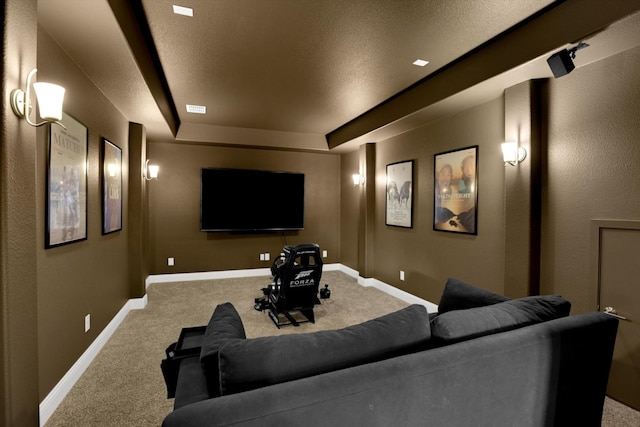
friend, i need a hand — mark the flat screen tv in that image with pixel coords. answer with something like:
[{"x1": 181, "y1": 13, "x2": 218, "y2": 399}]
[{"x1": 200, "y1": 168, "x2": 305, "y2": 232}]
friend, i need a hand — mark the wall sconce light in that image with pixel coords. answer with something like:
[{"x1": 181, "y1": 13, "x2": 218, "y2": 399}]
[
  {"x1": 501, "y1": 142, "x2": 527, "y2": 166},
  {"x1": 352, "y1": 173, "x2": 365, "y2": 186},
  {"x1": 10, "y1": 68, "x2": 66, "y2": 128},
  {"x1": 144, "y1": 159, "x2": 159, "y2": 180}
]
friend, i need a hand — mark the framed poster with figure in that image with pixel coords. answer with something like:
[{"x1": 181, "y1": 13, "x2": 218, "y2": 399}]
[
  {"x1": 46, "y1": 113, "x2": 88, "y2": 248},
  {"x1": 385, "y1": 160, "x2": 413, "y2": 228},
  {"x1": 434, "y1": 146, "x2": 478, "y2": 235},
  {"x1": 101, "y1": 137, "x2": 122, "y2": 234}
]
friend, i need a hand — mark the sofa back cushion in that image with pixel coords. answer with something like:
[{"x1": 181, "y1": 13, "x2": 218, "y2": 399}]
[
  {"x1": 437, "y1": 278, "x2": 510, "y2": 314},
  {"x1": 431, "y1": 295, "x2": 571, "y2": 344},
  {"x1": 199, "y1": 302, "x2": 246, "y2": 397},
  {"x1": 218, "y1": 304, "x2": 431, "y2": 396}
]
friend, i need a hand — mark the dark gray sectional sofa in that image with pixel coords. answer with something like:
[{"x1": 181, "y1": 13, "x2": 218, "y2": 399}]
[{"x1": 162, "y1": 278, "x2": 618, "y2": 427}]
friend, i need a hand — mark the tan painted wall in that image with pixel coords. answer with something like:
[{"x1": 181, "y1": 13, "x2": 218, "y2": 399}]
[
  {"x1": 339, "y1": 45, "x2": 640, "y2": 314},
  {"x1": 541, "y1": 45, "x2": 640, "y2": 314},
  {"x1": 340, "y1": 150, "x2": 360, "y2": 271},
  {"x1": 36, "y1": 29, "x2": 132, "y2": 398},
  {"x1": 1, "y1": 1, "x2": 40, "y2": 424},
  {"x1": 147, "y1": 142, "x2": 341, "y2": 274},
  {"x1": 1, "y1": 3, "x2": 639, "y2": 421},
  {"x1": 370, "y1": 98, "x2": 507, "y2": 304}
]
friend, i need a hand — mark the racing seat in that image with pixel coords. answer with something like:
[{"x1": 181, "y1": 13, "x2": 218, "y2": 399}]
[{"x1": 260, "y1": 243, "x2": 323, "y2": 328}]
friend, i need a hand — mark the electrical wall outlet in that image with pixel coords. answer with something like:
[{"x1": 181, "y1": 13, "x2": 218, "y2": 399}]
[
  {"x1": 400, "y1": 270, "x2": 405, "y2": 281},
  {"x1": 168, "y1": 257, "x2": 175, "y2": 266},
  {"x1": 322, "y1": 250, "x2": 328, "y2": 258},
  {"x1": 260, "y1": 253, "x2": 265, "y2": 261},
  {"x1": 85, "y1": 314, "x2": 91, "y2": 333},
  {"x1": 265, "y1": 253, "x2": 270, "y2": 261}
]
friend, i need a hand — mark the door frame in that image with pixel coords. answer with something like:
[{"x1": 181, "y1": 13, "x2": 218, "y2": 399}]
[{"x1": 590, "y1": 219, "x2": 640, "y2": 311}]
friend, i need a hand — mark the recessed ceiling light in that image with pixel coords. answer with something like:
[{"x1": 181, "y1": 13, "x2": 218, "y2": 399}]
[
  {"x1": 173, "y1": 5, "x2": 193, "y2": 17},
  {"x1": 412, "y1": 59, "x2": 429, "y2": 67},
  {"x1": 186, "y1": 104, "x2": 206, "y2": 114}
]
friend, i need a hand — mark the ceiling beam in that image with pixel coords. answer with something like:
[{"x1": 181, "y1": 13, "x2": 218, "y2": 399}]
[
  {"x1": 107, "y1": 0, "x2": 180, "y2": 136},
  {"x1": 326, "y1": 0, "x2": 640, "y2": 149}
]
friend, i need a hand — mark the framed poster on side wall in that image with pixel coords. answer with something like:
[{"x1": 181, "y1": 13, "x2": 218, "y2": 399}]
[
  {"x1": 46, "y1": 113, "x2": 88, "y2": 248},
  {"x1": 433, "y1": 145, "x2": 478, "y2": 235},
  {"x1": 385, "y1": 160, "x2": 413, "y2": 228},
  {"x1": 101, "y1": 137, "x2": 122, "y2": 234}
]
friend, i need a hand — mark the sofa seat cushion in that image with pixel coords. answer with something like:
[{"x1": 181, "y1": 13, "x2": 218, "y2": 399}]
[
  {"x1": 431, "y1": 295, "x2": 571, "y2": 344},
  {"x1": 218, "y1": 304, "x2": 431, "y2": 396},
  {"x1": 437, "y1": 278, "x2": 510, "y2": 314},
  {"x1": 199, "y1": 302, "x2": 246, "y2": 397}
]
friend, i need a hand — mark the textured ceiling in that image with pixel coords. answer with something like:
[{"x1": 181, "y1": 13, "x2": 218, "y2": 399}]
[
  {"x1": 142, "y1": 0, "x2": 550, "y2": 133},
  {"x1": 37, "y1": 0, "x2": 640, "y2": 152}
]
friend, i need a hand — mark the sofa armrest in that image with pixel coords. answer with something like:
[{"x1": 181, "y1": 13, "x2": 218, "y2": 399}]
[{"x1": 173, "y1": 356, "x2": 209, "y2": 410}]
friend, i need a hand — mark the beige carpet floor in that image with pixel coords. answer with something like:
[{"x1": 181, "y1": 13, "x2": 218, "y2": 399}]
[
  {"x1": 44, "y1": 271, "x2": 409, "y2": 426},
  {"x1": 44, "y1": 270, "x2": 640, "y2": 426}
]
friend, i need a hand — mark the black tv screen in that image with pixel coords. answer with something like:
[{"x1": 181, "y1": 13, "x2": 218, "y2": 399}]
[{"x1": 200, "y1": 168, "x2": 305, "y2": 232}]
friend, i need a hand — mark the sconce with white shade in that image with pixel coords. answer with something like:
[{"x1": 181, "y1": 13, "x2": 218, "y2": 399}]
[
  {"x1": 501, "y1": 142, "x2": 527, "y2": 166},
  {"x1": 352, "y1": 173, "x2": 365, "y2": 186},
  {"x1": 10, "y1": 68, "x2": 66, "y2": 128},
  {"x1": 143, "y1": 159, "x2": 159, "y2": 180}
]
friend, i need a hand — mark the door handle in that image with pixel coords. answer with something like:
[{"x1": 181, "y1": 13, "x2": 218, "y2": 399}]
[{"x1": 603, "y1": 306, "x2": 628, "y2": 321}]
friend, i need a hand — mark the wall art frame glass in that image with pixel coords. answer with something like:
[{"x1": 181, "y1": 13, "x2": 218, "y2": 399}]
[
  {"x1": 385, "y1": 159, "x2": 414, "y2": 228},
  {"x1": 434, "y1": 145, "x2": 478, "y2": 235},
  {"x1": 101, "y1": 137, "x2": 122, "y2": 234},
  {"x1": 46, "y1": 113, "x2": 88, "y2": 248}
]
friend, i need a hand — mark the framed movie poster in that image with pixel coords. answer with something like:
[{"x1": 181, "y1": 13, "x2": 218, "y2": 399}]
[
  {"x1": 385, "y1": 160, "x2": 413, "y2": 228},
  {"x1": 434, "y1": 146, "x2": 478, "y2": 235},
  {"x1": 101, "y1": 138, "x2": 122, "y2": 234},
  {"x1": 46, "y1": 113, "x2": 88, "y2": 248}
]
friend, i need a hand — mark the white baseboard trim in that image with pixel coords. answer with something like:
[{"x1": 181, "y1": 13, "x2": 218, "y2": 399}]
[
  {"x1": 39, "y1": 296, "x2": 147, "y2": 426},
  {"x1": 331, "y1": 264, "x2": 438, "y2": 312},
  {"x1": 41, "y1": 263, "x2": 435, "y2": 426},
  {"x1": 145, "y1": 263, "x2": 344, "y2": 288},
  {"x1": 335, "y1": 263, "x2": 359, "y2": 278},
  {"x1": 145, "y1": 267, "x2": 272, "y2": 287},
  {"x1": 360, "y1": 277, "x2": 439, "y2": 313}
]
